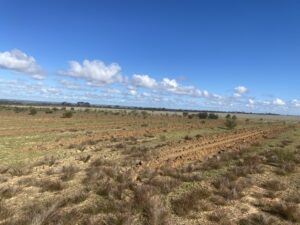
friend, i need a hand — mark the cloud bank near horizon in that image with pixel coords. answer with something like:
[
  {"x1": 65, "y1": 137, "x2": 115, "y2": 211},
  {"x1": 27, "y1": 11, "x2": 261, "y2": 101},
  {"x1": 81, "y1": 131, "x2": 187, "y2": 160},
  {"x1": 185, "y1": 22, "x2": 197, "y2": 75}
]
[{"x1": 0, "y1": 49, "x2": 299, "y2": 114}]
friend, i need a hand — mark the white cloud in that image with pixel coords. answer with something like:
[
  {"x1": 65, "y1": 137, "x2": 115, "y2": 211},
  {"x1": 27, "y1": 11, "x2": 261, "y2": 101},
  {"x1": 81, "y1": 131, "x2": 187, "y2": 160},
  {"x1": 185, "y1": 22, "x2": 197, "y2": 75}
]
[
  {"x1": 0, "y1": 49, "x2": 45, "y2": 79},
  {"x1": 292, "y1": 99, "x2": 300, "y2": 107},
  {"x1": 161, "y1": 78, "x2": 178, "y2": 89},
  {"x1": 234, "y1": 86, "x2": 247, "y2": 97},
  {"x1": 41, "y1": 87, "x2": 60, "y2": 95},
  {"x1": 59, "y1": 79, "x2": 81, "y2": 90},
  {"x1": 132, "y1": 74, "x2": 158, "y2": 88},
  {"x1": 59, "y1": 60, "x2": 122, "y2": 85},
  {"x1": 273, "y1": 98, "x2": 286, "y2": 106}
]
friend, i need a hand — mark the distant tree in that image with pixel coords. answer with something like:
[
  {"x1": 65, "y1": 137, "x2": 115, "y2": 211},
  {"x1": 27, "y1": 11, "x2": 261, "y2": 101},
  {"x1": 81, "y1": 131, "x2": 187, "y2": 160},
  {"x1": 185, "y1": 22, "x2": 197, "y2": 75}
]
[
  {"x1": 141, "y1": 111, "x2": 149, "y2": 119},
  {"x1": 198, "y1": 112, "x2": 208, "y2": 119},
  {"x1": 208, "y1": 113, "x2": 219, "y2": 119},
  {"x1": 14, "y1": 107, "x2": 23, "y2": 113},
  {"x1": 45, "y1": 108, "x2": 53, "y2": 114},
  {"x1": 225, "y1": 115, "x2": 237, "y2": 129},
  {"x1": 183, "y1": 112, "x2": 189, "y2": 117},
  {"x1": 29, "y1": 107, "x2": 37, "y2": 115},
  {"x1": 225, "y1": 114, "x2": 231, "y2": 119},
  {"x1": 62, "y1": 111, "x2": 73, "y2": 118},
  {"x1": 188, "y1": 114, "x2": 194, "y2": 119}
]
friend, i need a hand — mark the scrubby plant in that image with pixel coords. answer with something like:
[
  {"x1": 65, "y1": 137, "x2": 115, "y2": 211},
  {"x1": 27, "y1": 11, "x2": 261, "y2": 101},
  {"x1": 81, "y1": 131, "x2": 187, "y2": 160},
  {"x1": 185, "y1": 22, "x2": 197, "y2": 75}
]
[
  {"x1": 225, "y1": 114, "x2": 237, "y2": 129},
  {"x1": 29, "y1": 107, "x2": 37, "y2": 115},
  {"x1": 198, "y1": 112, "x2": 208, "y2": 119},
  {"x1": 208, "y1": 113, "x2": 219, "y2": 119},
  {"x1": 62, "y1": 111, "x2": 73, "y2": 118},
  {"x1": 45, "y1": 108, "x2": 53, "y2": 114}
]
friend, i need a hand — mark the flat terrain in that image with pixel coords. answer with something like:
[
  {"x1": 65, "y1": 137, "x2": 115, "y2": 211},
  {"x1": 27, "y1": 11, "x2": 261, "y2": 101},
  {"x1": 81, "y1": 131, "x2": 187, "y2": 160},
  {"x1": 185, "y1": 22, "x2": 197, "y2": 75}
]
[{"x1": 0, "y1": 106, "x2": 299, "y2": 225}]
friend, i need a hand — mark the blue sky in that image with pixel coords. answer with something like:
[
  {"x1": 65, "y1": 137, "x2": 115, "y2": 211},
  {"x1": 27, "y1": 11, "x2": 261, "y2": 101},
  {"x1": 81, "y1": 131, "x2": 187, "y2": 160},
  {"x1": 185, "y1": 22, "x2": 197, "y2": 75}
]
[{"x1": 0, "y1": 0, "x2": 300, "y2": 114}]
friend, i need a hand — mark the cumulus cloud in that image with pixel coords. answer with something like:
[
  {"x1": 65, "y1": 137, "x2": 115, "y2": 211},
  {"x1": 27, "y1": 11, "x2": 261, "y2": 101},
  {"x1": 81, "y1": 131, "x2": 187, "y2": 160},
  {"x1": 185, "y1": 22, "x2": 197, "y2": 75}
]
[
  {"x1": 132, "y1": 74, "x2": 158, "y2": 88},
  {"x1": 273, "y1": 98, "x2": 286, "y2": 106},
  {"x1": 59, "y1": 60, "x2": 123, "y2": 85},
  {"x1": 291, "y1": 99, "x2": 300, "y2": 107},
  {"x1": 161, "y1": 78, "x2": 178, "y2": 89},
  {"x1": 234, "y1": 86, "x2": 247, "y2": 97},
  {"x1": 0, "y1": 49, "x2": 45, "y2": 79},
  {"x1": 248, "y1": 99, "x2": 255, "y2": 104},
  {"x1": 59, "y1": 79, "x2": 82, "y2": 90}
]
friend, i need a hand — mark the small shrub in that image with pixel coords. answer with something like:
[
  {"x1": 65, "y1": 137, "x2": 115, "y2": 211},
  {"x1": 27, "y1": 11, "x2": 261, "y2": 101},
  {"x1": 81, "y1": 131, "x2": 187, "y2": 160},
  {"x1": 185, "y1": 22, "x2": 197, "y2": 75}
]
[
  {"x1": 159, "y1": 135, "x2": 167, "y2": 141},
  {"x1": 182, "y1": 112, "x2": 188, "y2": 117},
  {"x1": 208, "y1": 113, "x2": 219, "y2": 119},
  {"x1": 38, "y1": 179, "x2": 63, "y2": 192},
  {"x1": 0, "y1": 200, "x2": 11, "y2": 220},
  {"x1": 184, "y1": 135, "x2": 192, "y2": 141},
  {"x1": 171, "y1": 188, "x2": 210, "y2": 216},
  {"x1": 198, "y1": 112, "x2": 208, "y2": 119},
  {"x1": 261, "y1": 180, "x2": 286, "y2": 192},
  {"x1": 45, "y1": 108, "x2": 53, "y2": 114},
  {"x1": 60, "y1": 165, "x2": 79, "y2": 181},
  {"x1": 264, "y1": 202, "x2": 300, "y2": 222},
  {"x1": 239, "y1": 214, "x2": 276, "y2": 225},
  {"x1": 29, "y1": 107, "x2": 37, "y2": 115},
  {"x1": 62, "y1": 111, "x2": 73, "y2": 118},
  {"x1": 225, "y1": 115, "x2": 237, "y2": 129}
]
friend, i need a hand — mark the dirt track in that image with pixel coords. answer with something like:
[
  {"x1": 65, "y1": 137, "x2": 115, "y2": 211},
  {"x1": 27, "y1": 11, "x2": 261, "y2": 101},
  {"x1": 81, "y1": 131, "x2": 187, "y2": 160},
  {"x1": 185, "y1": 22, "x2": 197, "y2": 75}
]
[{"x1": 146, "y1": 126, "x2": 286, "y2": 168}]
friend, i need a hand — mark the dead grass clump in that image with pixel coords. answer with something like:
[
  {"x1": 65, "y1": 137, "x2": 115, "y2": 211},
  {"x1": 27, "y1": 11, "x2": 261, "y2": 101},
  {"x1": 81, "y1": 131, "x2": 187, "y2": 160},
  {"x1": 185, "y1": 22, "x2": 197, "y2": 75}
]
[
  {"x1": 115, "y1": 143, "x2": 126, "y2": 149},
  {"x1": 280, "y1": 139, "x2": 293, "y2": 147},
  {"x1": 147, "y1": 176, "x2": 180, "y2": 194},
  {"x1": 125, "y1": 146, "x2": 151, "y2": 161},
  {"x1": 34, "y1": 156, "x2": 57, "y2": 167},
  {"x1": 76, "y1": 154, "x2": 91, "y2": 163},
  {"x1": 275, "y1": 162, "x2": 296, "y2": 175},
  {"x1": 263, "y1": 201, "x2": 300, "y2": 222},
  {"x1": 0, "y1": 200, "x2": 11, "y2": 220},
  {"x1": 171, "y1": 188, "x2": 210, "y2": 216},
  {"x1": 160, "y1": 166, "x2": 202, "y2": 182},
  {"x1": 60, "y1": 189, "x2": 88, "y2": 207},
  {"x1": 184, "y1": 135, "x2": 192, "y2": 141},
  {"x1": 209, "y1": 195, "x2": 227, "y2": 206},
  {"x1": 284, "y1": 191, "x2": 300, "y2": 204},
  {"x1": 60, "y1": 165, "x2": 79, "y2": 181},
  {"x1": 264, "y1": 148, "x2": 296, "y2": 164},
  {"x1": 18, "y1": 200, "x2": 61, "y2": 225},
  {"x1": 0, "y1": 185, "x2": 20, "y2": 199},
  {"x1": 90, "y1": 158, "x2": 113, "y2": 167},
  {"x1": 0, "y1": 165, "x2": 9, "y2": 174},
  {"x1": 38, "y1": 179, "x2": 64, "y2": 192},
  {"x1": 260, "y1": 180, "x2": 286, "y2": 192},
  {"x1": 239, "y1": 214, "x2": 276, "y2": 225},
  {"x1": 143, "y1": 195, "x2": 170, "y2": 225},
  {"x1": 101, "y1": 213, "x2": 133, "y2": 225},
  {"x1": 7, "y1": 167, "x2": 30, "y2": 177},
  {"x1": 133, "y1": 185, "x2": 170, "y2": 225},
  {"x1": 201, "y1": 157, "x2": 222, "y2": 170},
  {"x1": 207, "y1": 211, "x2": 231, "y2": 224},
  {"x1": 213, "y1": 177, "x2": 250, "y2": 200}
]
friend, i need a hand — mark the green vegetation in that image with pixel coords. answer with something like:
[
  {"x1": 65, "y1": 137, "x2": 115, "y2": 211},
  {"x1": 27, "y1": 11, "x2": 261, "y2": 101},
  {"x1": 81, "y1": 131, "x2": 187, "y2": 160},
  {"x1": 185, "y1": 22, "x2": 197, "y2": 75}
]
[
  {"x1": 28, "y1": 107, "x2": 37, "y2": 115},
  {"x1": 62, "y1": 111, "x2": 73, "y2": 118},
  {"x1": 225, "y1": 114, "x2": 237, "y2": 129}
]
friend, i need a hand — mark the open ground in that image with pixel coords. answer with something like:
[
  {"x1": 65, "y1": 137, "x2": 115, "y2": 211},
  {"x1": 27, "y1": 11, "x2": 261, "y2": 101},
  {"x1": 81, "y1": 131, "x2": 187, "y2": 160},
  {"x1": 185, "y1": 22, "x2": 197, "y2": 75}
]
[{"x1": 0, "y1": 106, "x2": 299, "y2": 225}]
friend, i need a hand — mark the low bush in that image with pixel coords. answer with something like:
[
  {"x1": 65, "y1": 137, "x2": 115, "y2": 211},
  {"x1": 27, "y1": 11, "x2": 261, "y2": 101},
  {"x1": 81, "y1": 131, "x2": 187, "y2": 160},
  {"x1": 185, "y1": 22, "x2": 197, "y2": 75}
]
[{"x1": 62, "y1": 111, "x2": 73, "y2": 118}]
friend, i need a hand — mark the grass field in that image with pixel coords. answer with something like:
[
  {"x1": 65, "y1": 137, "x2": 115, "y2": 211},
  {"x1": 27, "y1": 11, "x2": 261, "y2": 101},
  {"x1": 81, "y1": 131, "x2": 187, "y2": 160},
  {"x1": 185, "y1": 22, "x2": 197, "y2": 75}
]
[{"x1": 0, "y1": 106, "x2": 299, "y2": 225}]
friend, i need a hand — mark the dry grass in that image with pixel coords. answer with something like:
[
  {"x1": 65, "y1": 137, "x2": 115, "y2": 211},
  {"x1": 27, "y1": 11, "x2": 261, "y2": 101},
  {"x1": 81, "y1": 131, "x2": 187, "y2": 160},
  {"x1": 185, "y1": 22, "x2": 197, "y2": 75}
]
[
  {"x1": 0, "y1": 108, "x2": 299, "y2": 225},
  {"x1": 171, "y1": 187, "x2": 210, "y2": 216},
  {"x1": 262, "y1": 201, "x2": 300, "y2": 222}
]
